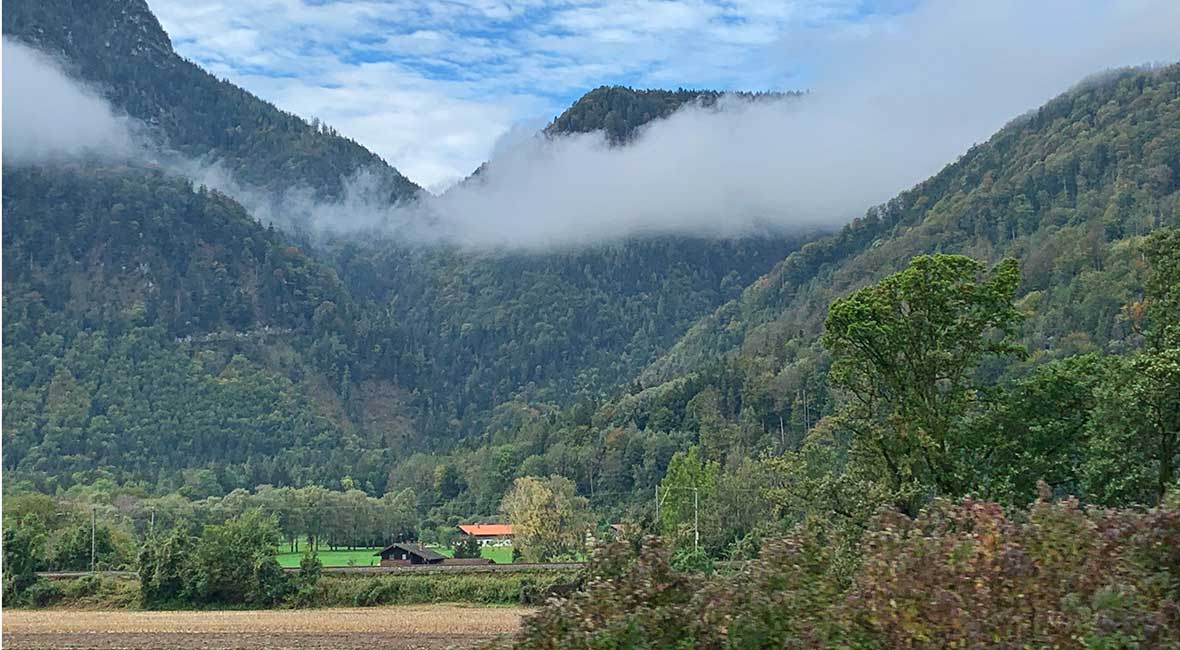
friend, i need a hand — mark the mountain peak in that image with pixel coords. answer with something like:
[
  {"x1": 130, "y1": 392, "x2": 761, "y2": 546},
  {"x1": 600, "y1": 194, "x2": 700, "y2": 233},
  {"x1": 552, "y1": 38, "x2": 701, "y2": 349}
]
[
  {"x1": 545, "y1": 85, "x2": 803, "y2": 144},
  {"x1": 3, "y1": 0, "x2": 421, "y2": 203},
  {"x1": 4, "y1": 0, "x2": 174, "y2": 67}
]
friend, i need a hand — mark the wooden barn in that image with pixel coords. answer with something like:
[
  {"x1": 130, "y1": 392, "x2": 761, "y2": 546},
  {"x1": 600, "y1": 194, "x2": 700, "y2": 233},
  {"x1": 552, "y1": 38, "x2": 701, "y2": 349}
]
[{"x1": 374, "y1": 543, "x2": 446, "y2": 567}]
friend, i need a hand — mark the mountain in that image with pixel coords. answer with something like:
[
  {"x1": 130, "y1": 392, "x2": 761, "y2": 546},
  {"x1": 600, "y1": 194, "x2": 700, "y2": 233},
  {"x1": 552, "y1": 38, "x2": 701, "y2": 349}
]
[
  {"x1": 545, "y1": 86, "x2": 801, "y2": 144},
  {"x1": 616, "y1": 64, "x2": 1180, "y2": 448},
  {"x1": 8, "y1": 0, "x2": 1173, "y2": 518},
  {"x1": 1, "y1": 0, "x2": 812, "y2": 496},
  {"x1": 374, "y1": 65, "x2": 1180, "y2": 520},
  {"x1": 2, "y1": 0, "x2": 420, "y2": 202}
]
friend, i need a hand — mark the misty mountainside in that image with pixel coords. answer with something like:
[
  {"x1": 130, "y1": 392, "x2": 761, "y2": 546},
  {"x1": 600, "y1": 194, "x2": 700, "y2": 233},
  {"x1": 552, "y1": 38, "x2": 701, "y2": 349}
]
[
  {"x1": 381, "y1": 64, "x2": 1180, "y2": 521},
  {"x1": 2, "y1": 0, "x2": 420, "y2": 203},
  {"x1": 612, "y1": 64, "x2": 1180, "y2": 444},
  {"x1": 364, "y1": 65, "x2": 1180, "y2": 519},
  {"x1": 544, "y1": 86, "x2": 802, "y2": 145},
  {"x1": 1, "y1": 0, "x2": 811, "y2": 494},
  {"x1": 332, "y1": 86, "x2": 813, "y2": 433}
]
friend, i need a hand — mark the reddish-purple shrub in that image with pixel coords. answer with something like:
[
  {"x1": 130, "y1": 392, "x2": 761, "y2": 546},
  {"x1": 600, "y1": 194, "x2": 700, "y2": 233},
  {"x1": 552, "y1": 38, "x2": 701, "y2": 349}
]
[{"x1": 507, "y1": 498, "x2": 1180, "y2": 649}]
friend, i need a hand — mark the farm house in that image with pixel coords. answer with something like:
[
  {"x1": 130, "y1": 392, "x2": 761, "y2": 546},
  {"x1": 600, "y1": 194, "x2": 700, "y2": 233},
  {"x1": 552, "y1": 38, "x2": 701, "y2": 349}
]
[
  {"x1": 374, "y1": 543, "x2": 446, "y2": 567},
  {"x1": 457, "y1": 523, "x2": 514, "y2": 546}
]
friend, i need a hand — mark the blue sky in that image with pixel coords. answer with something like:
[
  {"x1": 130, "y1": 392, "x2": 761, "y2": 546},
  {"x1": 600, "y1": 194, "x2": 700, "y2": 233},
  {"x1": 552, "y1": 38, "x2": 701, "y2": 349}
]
[{"x1": 146, "y1": 0, "x2": 917, "y2": 189}]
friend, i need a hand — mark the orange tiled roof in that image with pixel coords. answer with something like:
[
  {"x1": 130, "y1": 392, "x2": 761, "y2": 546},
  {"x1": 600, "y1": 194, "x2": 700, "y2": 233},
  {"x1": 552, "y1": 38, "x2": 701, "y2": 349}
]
[{"x1": 458, "y1": 523, "x2": 513, "y2": 536}]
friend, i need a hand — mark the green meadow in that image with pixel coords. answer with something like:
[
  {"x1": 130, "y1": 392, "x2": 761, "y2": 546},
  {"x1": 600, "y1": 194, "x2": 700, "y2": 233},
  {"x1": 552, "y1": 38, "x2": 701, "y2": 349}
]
[{"x1": 275, "y1": 543, "x2": 514, "y2": 568}]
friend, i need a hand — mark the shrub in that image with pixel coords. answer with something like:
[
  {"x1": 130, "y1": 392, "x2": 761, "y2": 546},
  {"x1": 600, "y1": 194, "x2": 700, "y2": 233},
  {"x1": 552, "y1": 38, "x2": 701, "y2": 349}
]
[
  {"x1": 139, "y1": 511, "x2": 289, "y2": 608},
  {"x1": 24, "y1": 581, "x2": 62, "y2": 608},
  {"x1": 452, "y1": 535, "x2": 481, "y2": 559},
  {"x1": 62, "y1": 574, "x2": 102, "y2": 599},
  {"x1": 311, "y1": 571, "x2": 570, "y2": 607},
  {"x1": 508, "y1": 498, "x2": 1180, "y2": 649},
  {"x1": 288, "y1": 548, "x2": 322, "y2": 607}
]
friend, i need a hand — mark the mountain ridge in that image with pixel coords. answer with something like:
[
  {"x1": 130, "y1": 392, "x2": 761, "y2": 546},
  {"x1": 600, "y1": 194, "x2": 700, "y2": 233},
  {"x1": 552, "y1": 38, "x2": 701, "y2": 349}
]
[{"x1": 3, "y1": 0, "x2": 421, "y2": 202}]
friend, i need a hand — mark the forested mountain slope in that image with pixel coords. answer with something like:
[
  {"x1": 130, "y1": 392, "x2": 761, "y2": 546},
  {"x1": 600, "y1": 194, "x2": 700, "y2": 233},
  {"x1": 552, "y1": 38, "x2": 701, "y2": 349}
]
[
  {"x1": 325, "y1": 234, "x2": 809, "y2": 436},
  {"x1": 340, "y1": 86, "x2": 810, "y2": 434},
  {"x1": 2, "y1": 165, "x2": 409, "y2": 494},
  {"x1": 1, "y1": 0, "x2": 813, "y2": 494},
  {"x1": 3, "y1": 0, "x2": 420, "y2": 202},
  {"x1": 627, "y1": 64, "x2": 1180, "y2": 442},
  {"x1": 388, "y1": 64, "x2": 1180, "y2": 526}
]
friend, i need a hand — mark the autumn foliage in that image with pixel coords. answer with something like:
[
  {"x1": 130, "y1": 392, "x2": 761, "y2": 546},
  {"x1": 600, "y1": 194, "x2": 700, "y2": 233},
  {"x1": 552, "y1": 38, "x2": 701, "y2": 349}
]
[{"x1": 511, "y1": 494, "x2": 1180, "y2": 649}]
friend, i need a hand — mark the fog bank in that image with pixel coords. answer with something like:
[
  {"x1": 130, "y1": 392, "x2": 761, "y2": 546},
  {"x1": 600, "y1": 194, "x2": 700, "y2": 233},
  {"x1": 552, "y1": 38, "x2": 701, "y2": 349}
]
[{"x1": 3, "y1": 38, "x2": 139, "y2": 164}]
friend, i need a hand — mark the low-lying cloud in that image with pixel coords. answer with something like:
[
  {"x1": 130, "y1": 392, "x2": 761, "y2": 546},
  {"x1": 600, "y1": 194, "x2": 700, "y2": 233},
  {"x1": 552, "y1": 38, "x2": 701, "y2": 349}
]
[
  {"x1": 5, "y1": 0, "x2": 1180, "y2": 249},
  {"x1": 412, "y1": 0, "x2": 1180, "y2": 247},
  {"x1": 3, "y1": 37, "x2": 139, "y2": 164}
]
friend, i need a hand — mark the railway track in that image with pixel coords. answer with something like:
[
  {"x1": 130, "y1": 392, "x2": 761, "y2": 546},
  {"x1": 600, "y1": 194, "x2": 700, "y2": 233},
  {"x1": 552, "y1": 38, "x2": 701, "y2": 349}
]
[{"x1": 37, "y1": 562, "x2": 584, "y2": 580}]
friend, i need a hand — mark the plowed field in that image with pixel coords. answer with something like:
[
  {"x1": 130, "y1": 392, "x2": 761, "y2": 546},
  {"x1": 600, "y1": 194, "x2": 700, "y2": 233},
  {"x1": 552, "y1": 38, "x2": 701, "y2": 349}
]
[{"x1": 2, "y1": 605, "x2": 531, "y2": 649}]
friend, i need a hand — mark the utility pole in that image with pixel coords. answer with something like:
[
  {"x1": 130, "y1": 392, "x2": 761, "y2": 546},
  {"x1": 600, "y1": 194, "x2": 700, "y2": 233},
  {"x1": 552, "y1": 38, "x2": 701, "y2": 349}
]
[
  {"x1": 693, "y1": 488, "x2": 699, "y2": 552},
  {"x1": 90, "y1": 506, "x2": 97, "y2": 573},
  {"x1": 150, "y1": 509, "x2": 155, "y2": 535},
  {"x1": 654, "y1": 485, "x2": 659, "y2": 524}
]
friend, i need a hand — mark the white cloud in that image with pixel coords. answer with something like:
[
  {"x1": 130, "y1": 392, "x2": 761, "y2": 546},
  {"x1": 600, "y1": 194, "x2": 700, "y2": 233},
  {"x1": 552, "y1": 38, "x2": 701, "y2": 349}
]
[{"x1": 2, "y1": 38, "x2": 140, "y2": 164}]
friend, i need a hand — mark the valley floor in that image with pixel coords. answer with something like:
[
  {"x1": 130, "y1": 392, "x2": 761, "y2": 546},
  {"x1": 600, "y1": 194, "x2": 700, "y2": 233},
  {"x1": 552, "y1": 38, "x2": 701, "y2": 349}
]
[{"x1": 1, "y1": 605, "x2": 531, "y2": 650}]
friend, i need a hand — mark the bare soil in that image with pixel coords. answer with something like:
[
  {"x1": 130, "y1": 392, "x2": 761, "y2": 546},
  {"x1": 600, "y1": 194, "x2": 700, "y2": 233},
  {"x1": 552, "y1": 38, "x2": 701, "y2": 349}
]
[{"x1": 2, "y1": 605, "x2": 531, "y2": 649}]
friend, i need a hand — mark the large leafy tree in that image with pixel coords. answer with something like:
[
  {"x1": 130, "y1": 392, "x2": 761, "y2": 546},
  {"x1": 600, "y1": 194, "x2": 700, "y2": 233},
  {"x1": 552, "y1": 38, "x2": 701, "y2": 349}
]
[
  {"x1": 191, "y1": 511, "x2": 288, "y2": 606},
  {"x1": 822, "y1": 255, "x2": 1023, "y2": 508},
  {"x1": 1085, "y1": 229, "x2": 1180, "y2": 504},
  {"x1": 657, "y1": 446, "x2": 718, "y2": 546},
  {"x1": 500, "y1": 475, "x2": 589, "y2": 562},
  {"x1": 2, "y1": 515, "x2": 46, "y2": 601}
]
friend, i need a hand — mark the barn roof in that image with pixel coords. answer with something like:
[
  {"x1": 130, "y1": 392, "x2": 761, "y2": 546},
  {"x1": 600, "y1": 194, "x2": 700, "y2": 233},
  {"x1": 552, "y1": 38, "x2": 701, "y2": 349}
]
[
  {"x1": 374, "y1": 543, "x2": 446, "y2": 561},
  {"x1": 458, "y1": 523, "x2": 514, "y2": 536}
]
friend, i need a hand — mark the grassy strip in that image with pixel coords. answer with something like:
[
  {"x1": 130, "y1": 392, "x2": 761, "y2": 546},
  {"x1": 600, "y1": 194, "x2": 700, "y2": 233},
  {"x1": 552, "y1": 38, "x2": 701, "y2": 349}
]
[{"x1": 275, "y1": 547, "x2": 383, "y2": 568}]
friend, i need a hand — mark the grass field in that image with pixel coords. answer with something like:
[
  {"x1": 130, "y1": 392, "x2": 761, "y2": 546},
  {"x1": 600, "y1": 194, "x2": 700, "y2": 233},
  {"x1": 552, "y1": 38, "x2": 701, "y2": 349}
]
[
  {"x1": 275, "y1": 544, "x2": 513, "y2": 568},
  {"x1": 1, "y1": 605, "x2": 531, "y2": 650}
]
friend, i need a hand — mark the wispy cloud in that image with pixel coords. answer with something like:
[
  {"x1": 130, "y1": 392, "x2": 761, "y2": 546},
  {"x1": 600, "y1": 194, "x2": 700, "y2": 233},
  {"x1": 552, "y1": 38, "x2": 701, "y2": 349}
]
[{"x1": 2, "y1": 38, "x2": 139, "y2": 164}]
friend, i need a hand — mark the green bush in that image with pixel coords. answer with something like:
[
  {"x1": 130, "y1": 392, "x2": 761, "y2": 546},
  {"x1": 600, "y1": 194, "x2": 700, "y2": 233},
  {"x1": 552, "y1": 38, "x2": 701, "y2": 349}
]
[
  {"x1": 62, "y1": 574, "x2": 102, "y2": 599},
  {"x1": 139, "y1": 511, "x2": 289, "y2": 608},
  {"x1": 313, "y1": 572, "x2": 572, "y2": 607},
  {"x1": 24, "y1": 581, "x2": 62, "y2": 608},
  {"x1": 452, "y1": 535, "x2": 481, "y2": 559}
]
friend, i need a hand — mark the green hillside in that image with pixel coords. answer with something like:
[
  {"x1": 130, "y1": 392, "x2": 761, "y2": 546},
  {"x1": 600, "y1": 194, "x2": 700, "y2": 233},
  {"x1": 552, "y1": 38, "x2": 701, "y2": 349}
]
[
  {"x1": 396, "y1": 64, "x2": 1180, "y2": 526},
  {"x1": 632, "y1": 65, "x2": 1180, "y2": 432},
  {"x1": 2, "y1": 165, "x2": 407, "y2": 493}
]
